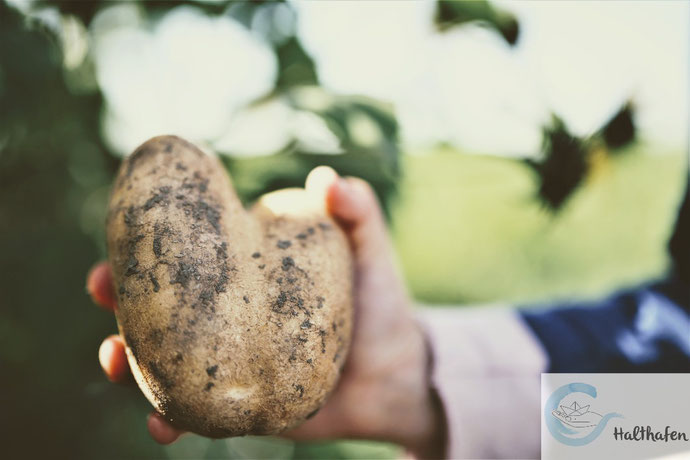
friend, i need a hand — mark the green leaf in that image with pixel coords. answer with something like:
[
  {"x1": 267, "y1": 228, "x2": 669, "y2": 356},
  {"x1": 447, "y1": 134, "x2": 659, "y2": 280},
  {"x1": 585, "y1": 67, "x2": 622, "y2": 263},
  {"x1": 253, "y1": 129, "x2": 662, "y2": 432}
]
[{"x1": 435, "y1": 0, "x2": 520, "y2": 45}]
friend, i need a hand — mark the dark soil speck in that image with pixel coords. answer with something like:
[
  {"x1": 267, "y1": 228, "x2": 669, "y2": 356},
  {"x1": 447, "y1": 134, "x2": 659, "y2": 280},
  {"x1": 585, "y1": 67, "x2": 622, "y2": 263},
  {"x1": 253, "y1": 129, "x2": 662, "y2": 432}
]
[
  {"x1": 206, "y1": 365, "x2": 218, "y2": 378},
  {"x1": 192, "y1": 200, "x2": 221, "y2": 234},
  {"x1": 216, "y1": 242, "x2": 228, "y2": 260},
  {"x1": 153, "y1": 236, "x2": 162, "y2": 257},
  {"x1": 149, "y1": 272, "x2": 160, "y2": 292},
  {"x1": 214, "y1": 264, "x2": 229, "y2": 293},
  {"x1": 124, "y1": 206, "x2": 136, "y2": 226},
  {"x1": 125, "y1": 256, "x2": 139, "y2": 276},
  {"x1": 170, "y1": 261, "x2": 197, "y2": 287},
  {"x1": 274, "y1": 291, "x2": 287, "y2": 311},
  {"x1": 282, "y1": 257, "x2": 295, "y2": 271},
  {"x1": 144, "y1": 187, "x2": 171, "y2": 211}
]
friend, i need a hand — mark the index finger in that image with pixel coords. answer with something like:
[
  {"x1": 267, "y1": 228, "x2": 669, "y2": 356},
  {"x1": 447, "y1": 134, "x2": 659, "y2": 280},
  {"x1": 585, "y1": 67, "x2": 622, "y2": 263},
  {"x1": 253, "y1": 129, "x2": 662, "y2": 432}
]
[{"x1": 87, "y1": 262, "x2": 117, "y2": 312}]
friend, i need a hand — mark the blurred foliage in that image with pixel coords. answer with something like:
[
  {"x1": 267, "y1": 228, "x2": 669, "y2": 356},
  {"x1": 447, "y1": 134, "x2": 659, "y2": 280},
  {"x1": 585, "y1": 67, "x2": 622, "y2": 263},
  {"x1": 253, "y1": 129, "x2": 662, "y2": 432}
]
[
  {"x1": 600, "y1": 100, "x2": 636, "y2": 150},
  {"x1": 226, "y1": 0, "x2": 401, "y2": 213},
  {"x1": 40, "y1": 0, "x2": 233, "y2": 24},
  {"x1": 435, "y1": 0, "x2": 520, "y2": 45},
  {"x1": 393, "y1": 144, "x2": 686, "y2": 305},
  {"x1": 527, "y1": 115, "x2": 591, "y2": 210},
  {"x1": 526, "y1": 102, "x2": 637, "y2": 210},
  {"x1": 0, "y1": 1, "x2": 121, "y2": 458},
  {"x1": 225, "y1": 90, "x2": 400, "y2": 216},
  {"x1": 226, "y1": 1, "x2": 319, "y2": 89}
]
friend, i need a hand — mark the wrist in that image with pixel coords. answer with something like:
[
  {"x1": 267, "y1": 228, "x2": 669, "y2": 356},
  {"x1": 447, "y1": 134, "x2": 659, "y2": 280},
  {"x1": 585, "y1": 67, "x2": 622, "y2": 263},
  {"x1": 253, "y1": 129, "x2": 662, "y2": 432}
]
[
  {"x1": 400, "y1": 320, "x2": 446, "y2": 459},
  {"x1": 360, "y1": 318, "x2": 446, "y2": 458}
]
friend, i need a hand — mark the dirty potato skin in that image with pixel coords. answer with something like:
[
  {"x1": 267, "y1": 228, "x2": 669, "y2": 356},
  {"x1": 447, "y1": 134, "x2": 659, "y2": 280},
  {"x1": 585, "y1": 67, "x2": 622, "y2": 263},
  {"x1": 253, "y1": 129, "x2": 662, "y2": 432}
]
[{"x1": 106, "y1": 135, "x2": 353, "y2": 437}]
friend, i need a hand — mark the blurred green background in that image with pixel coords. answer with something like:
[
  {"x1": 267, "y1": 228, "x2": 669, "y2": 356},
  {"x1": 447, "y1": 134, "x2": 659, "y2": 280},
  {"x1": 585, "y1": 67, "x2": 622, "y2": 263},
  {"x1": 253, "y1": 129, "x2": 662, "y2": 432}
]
[{"x1": 0, "y1": 1, "x2": 686, "y2": 459}]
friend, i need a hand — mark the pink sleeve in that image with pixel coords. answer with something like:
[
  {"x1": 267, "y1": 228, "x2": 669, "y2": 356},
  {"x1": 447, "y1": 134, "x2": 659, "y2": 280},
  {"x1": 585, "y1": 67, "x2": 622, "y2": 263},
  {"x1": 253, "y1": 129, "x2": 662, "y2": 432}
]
[{"x1": 416, "y1": 305, "x2": 548, "y2": 459}]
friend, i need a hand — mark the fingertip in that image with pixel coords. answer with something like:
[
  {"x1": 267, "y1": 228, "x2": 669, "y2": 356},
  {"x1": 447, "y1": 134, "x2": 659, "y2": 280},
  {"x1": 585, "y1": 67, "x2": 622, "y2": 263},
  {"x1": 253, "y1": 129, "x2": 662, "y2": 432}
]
[
  {"x1": 325, "y1": 178, "x2": 350, "y2": 220},
  {"x1": 87, "y1": 262, "x2": 117, "y2": 311},
  {"x1": 148, "y1": 412, "x2": 184, "y2": 445},
  {"x1": 326, "y1": 176, "x2": 375, "y2": 225},
  {"x1": 98, "y1": 335, "x2": 130, "y2": 383}
]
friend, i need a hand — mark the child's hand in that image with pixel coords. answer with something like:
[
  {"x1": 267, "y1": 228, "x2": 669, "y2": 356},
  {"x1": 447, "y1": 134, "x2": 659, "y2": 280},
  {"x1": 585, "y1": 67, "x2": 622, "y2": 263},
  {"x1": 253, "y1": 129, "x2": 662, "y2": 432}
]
[{"x1": 87, "y1": 167, "x2": 444, "y2": 457}]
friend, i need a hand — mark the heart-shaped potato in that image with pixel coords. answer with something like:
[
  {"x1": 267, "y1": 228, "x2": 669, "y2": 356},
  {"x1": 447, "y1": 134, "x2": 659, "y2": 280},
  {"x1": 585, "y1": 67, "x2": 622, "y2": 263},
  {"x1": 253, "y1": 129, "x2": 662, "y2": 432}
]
[{"x1": 106, "y1": 136, "x2": 353, "y2": 437}]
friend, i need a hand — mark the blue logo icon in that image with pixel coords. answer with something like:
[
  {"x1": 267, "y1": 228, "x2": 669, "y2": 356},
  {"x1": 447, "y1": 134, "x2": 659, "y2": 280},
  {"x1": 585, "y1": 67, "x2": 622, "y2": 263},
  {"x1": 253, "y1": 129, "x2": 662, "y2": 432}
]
[{"x1": 545, "y1": 382, "x2": 623, "y2": 446}]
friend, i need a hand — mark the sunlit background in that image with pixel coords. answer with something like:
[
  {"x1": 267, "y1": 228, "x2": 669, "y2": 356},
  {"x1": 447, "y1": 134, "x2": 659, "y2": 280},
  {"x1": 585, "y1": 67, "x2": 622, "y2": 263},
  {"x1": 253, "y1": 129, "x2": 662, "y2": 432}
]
[{"x1": 1, "y1": 1, "x2": 687, "y2": 458}]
